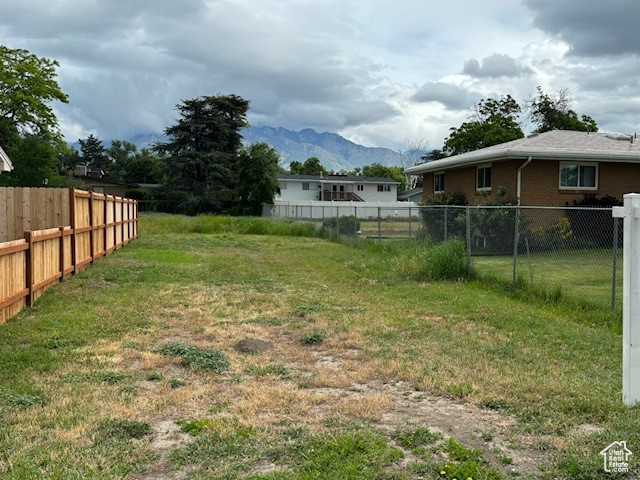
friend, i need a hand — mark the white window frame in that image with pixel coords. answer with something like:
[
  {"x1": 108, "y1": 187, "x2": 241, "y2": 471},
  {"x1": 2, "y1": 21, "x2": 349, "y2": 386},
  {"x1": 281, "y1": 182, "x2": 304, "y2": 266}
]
[
  {"x1": 559, "y1": 162, "x2": 598, "y2": 190},
  {"x1": 434, "y1": 171, "x2": 445, "y2": 194},
  {"x1": 356, "y1": 184, "x2": 364, "y2": 191},
  {"x1": 476, "y1": 164, "x2": 492, "y2": 192},
  {"x1": 281, "y1": 181, "x2": 287, "y2": 190},
  {"x1": 377, "y1": 184, "x2": 391, "y2": 192},
  {"x1": 302, "y1": 182, "x2": 310, "y2": 190}
]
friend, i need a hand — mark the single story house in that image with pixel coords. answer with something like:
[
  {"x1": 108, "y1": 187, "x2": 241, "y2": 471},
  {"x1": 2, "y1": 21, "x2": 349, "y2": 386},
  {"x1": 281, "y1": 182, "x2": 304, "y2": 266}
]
[
  {"x1": 73, "y1": 175, "x2": 138, "y2": 197},
  {"x1": 0, "y1": 146, "x2": 13, "y2": 173},
  {"x1": 277, "y1": 174, "x2": 400, "y2": 203},
  {"x1": 397, "y1": 187, "x2": 423, "y2": 202},
  {"x1": 405, "y1": 130, "x2": 640, "y2": 206}
]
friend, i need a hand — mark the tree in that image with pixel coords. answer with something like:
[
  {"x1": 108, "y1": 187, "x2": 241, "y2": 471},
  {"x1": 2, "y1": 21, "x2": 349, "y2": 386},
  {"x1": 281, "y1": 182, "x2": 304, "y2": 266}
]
[
  {"x1": 289, "y1": 157, "x2": 327, "y2": 175},
  {"x1": 0, "y1": 134, "x2": 63, "y2": 187},
  {"x1": 0, "y1": 45, "x2": 69, "y2": 138},
  {"x1": 361, "y1": 163, "x2": 407, "y2": 192},
  {"x1": 399, "y1": 138, "x2": 429, "y2": 190},
  {"x1": 155, "y1": 94, "x2": 249, "y2": 200},
  {"x1": 123, "y1": 148, "x2": 163, "y2": 184},
  {"x1": 529, "y1": 87, "x2": 597, "y2": 133},
  {"x1": 107, "y1": 139, "x2": 137, "y2": 179},
  {"x1": 444, "y1": 95, "x2": 524, "y2": 155},
  {"x1": 236, "y1": 142, "x2": 280, "y2": 215},
  {"x1": 79, "y1": 134, "x2": 111, "y2": 172}
]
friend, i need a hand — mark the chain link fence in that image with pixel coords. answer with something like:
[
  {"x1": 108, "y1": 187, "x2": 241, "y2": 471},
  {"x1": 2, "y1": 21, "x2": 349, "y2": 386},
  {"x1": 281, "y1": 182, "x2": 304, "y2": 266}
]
[{"x1": 263, "y1": 203, "x2": 622, "y2": 312}]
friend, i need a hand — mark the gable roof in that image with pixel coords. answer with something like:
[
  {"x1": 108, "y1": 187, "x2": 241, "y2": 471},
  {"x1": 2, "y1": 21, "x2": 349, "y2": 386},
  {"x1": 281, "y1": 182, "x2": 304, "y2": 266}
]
[
  {"x1": 0, "y1": 145, "x2": 12, "y2": 172},
  {"x1": 405, "y1": 130, "x2": 640, "y2": 175},
  {"x1": 278, "y1": 174, "x2": 400, "y2": 185}
]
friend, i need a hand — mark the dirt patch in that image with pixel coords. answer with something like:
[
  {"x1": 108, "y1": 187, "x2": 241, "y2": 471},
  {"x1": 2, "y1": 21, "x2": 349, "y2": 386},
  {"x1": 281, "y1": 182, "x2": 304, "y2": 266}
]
[{"x1": 137, "y1": 419, "x2": 192, "y2": 480}]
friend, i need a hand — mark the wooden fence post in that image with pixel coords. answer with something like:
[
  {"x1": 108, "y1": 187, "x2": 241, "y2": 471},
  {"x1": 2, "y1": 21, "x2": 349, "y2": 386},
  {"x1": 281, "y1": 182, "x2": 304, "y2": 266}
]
[
  {"x1": 24, "y1": 231, "x2": 34, "y2": 306},
  {"x1": 69, "y1": 188, "x2": 77, "y2": 275},
  {"x1": 89, "y1": 192, "x2": 95, "y2": 261},
  {"x1": 59, "y1": 226, "x2": 65, "y2": 281}
]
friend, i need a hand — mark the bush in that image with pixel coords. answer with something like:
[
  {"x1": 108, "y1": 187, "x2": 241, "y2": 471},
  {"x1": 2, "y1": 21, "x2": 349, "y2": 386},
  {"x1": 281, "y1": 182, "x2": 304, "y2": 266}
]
[
  {"x1": 322, "y1": 215, "x2": 360, "y2": 236},
  {"x1": 565, "y1": 194, "x2": 622, "y2": 247},
  {"x1": 418, "y1": 191, "x2": 467, "y2": 242}
]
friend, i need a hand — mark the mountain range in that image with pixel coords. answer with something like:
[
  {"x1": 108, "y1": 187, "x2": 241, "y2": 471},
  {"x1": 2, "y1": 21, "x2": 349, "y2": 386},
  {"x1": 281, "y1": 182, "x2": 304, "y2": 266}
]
[{"x1": 72, "y1": 126, "x2": 405, "y2": 172}]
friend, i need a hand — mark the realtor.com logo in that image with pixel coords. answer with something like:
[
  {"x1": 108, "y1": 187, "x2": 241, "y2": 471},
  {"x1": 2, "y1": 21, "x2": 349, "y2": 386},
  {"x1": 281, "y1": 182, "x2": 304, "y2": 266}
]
[{"x1": 600, "y1": 441, "x2": 632, "y2": 473}]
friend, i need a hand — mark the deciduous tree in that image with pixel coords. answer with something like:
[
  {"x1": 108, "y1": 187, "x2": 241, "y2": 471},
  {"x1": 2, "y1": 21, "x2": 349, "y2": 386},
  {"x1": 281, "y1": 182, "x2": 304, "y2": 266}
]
[
  {"x1": 529, "y1": 87, "x2": 597, "y2": 133},
  {"x1": 236, "y1": 142, "x2": 280, "y2": 215},
  {"x1": 444, "y1": 95, "x2": 524, "y2": 155},
  {"x1": 0, "y1": 45, "x2": 68, "y2": 138}
]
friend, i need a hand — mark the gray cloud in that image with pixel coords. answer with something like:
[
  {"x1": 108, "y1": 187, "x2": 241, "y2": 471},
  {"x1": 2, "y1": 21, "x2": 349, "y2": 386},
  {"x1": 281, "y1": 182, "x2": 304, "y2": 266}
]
[
  {"x1": 411, "y1": 82, "x2": 481, "y2": 110},
  {"x1": 462, "y1": 53, "x2": 532, "y2": 78},
  {"x1": 524, "y1": 0, "x2": 640, "y2": 57}
]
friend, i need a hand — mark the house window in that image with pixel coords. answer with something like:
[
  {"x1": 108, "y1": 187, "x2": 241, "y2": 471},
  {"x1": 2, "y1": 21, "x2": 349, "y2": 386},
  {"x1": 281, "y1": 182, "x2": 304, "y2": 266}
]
[
  {"x1": 302, "y1": 182, "x2": 310, "y2": 190},
  {"x1": 476, "y1": 165, "x2": 492, "y2": 191},
  {"x1": 559, "y1": 162, "x2": 598, "y2": 189},
  {"x1": 357, "y1": 184, "x2": 364, "y2": 191},
  {"x1": 281, "y1": 182, "x2": 287, "y2": 190},
  {"x1": 434, "y1": 172, "x2": 445, "y2": 193},
  {"x1": 377, "y1": 185, "x2": 391, "y2": 192}
]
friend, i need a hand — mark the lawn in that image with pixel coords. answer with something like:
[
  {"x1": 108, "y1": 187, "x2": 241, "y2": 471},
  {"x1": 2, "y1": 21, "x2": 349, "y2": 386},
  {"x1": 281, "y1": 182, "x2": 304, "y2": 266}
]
[
  {"x1": 473, "y1": 248, "x2": 621, "y2": 312},
  {"x1": 0, "y1": 213, "x2": 637, "y2": 479}
]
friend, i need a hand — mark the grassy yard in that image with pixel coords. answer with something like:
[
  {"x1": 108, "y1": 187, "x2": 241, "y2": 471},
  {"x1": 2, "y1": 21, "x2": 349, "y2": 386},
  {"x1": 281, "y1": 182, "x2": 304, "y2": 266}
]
[
  {"x1": 473, "y1": 248, "x2": 621, "y2": 312},
  {"x1": 0, "y1": 213, "x2": 637, "y2": 479}
]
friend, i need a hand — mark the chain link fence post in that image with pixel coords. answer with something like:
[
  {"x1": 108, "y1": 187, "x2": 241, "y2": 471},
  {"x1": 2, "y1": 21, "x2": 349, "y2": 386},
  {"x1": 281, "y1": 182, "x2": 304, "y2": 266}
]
[
  {"x1": 444, "y1": 206, "x2": 448, "y2": 241},
  {"x1": 466, "y1": 205, "x2": 471, "y2": 273},
  {"x1": 408, "y1": 206, "x2": 412, "y2": 238},
  {"x1": 377, "y1": 207, "x2": 381, "y2": 242},
  {"x1": 512, "y1": 206, "x2": 520, "y2": 283}
]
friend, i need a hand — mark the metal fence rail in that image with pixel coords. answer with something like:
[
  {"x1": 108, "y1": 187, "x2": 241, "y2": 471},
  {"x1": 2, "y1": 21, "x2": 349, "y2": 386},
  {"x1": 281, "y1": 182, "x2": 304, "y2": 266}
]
[{"x1": 263, "y1": 203, "x2": 622, "y2": 312}]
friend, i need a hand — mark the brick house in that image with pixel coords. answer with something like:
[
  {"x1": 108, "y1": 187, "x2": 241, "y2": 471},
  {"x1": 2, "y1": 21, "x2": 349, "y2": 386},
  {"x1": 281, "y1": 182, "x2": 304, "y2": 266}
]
[{"x1": 405, "y1": 130, "x2": 640, "y2": 206}]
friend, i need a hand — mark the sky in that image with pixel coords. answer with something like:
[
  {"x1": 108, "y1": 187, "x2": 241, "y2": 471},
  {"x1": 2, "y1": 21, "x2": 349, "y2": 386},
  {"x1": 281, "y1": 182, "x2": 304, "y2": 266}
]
[{"x1": 1, "y1": 0, "x2": 639, "y2": 150}]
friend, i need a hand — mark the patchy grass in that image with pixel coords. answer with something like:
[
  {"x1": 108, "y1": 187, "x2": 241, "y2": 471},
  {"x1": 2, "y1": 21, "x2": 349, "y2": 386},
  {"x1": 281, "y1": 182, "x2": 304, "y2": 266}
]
[{"x1": 0, "y1": 213, "x2": 636, "y2": 478}]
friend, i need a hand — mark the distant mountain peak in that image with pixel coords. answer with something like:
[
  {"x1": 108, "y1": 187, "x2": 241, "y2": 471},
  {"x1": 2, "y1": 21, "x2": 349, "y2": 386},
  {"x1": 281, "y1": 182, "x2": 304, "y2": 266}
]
[{"x1": 242, "y1": 125, "x2": 403, "y2": 171}]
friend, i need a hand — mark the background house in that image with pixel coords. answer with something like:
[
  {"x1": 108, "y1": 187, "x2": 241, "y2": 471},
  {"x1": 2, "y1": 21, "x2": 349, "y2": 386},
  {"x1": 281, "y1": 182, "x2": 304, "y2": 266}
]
[
  {"x1": 277, "y1": 174, "x2": 400, "y2": 203},
  {"x1": 0, "y1": 146, "x2": 13, "y2": 173},
  {"x1": 405, "y1": 130, "x2": 640, "y2": 206}
]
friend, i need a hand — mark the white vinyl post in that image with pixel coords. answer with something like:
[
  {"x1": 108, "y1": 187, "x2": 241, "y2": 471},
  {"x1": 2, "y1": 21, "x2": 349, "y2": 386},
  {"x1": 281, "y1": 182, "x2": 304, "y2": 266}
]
[{"x1": 613, "y1": 193, "x2": 640, "y2": 406}]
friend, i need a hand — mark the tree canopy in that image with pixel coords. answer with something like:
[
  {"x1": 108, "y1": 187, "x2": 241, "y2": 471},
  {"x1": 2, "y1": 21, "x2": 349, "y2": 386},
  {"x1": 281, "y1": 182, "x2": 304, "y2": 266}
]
[
  {"x1": 361, "y1": 163, "x2": 407, "y2": 192},
  {"x1": 79, "y1": 134, "x2": 111, "y2": 172},
  {"x1": 444, "y1": 95, "x2": 524, "y2": 156},
  {"x1": 0, "y1": 45, "x2": 68, "y2": 139},
  {"x1": 289, "y1": 157, "x2": 327, "y2": 176},
  {"x1": 236, "y1": 142, "x2": 281, "y2": 215},
  {"x1": 529, "y1": 87, "x2": 597, "y2": 133},
  {"x1": 154, "y1": 94, "x2": 249, "y2": 199}
]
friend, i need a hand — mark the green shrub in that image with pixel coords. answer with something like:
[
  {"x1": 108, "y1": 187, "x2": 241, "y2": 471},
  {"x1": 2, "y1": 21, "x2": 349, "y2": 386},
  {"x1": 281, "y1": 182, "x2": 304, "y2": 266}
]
[
  {"x1": 322, "y1": 215, "x2": 360, "y2": 236},
  {"x1": 159, "y1": 342, "x2": 229, "y2": 373},
  {"x1": 393, "y1": 426, "x2": 442, "y2": 450},
  {"x1": 418, "y1": 191, "x2": 467, "y2": 242}
]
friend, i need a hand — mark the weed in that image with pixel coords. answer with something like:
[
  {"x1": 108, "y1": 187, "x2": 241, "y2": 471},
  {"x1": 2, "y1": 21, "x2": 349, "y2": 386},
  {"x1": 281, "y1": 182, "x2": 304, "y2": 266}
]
[
  {"x1": 1, "y1": 390, "x2": 45, "y2": 408},
  {"x1": 95, "y1": 371, "x2": 127, "y2": 384},
  {"x1": 159, "y1": 342, "x2": 229, "y2": 372},
  {"x1": 299, "y1": 329, "x2": 326, "y2": 345},
  {"x1": 245, "y1": 363, "x2": 291, "y2": 379},
  {"x1": 393, "y1": 426, "x2": 442, "y2": 450},
  {"x1": 176, "y1": 419, "x2": 216, "y2": 436},
  {"x1": 168, "y1": 378, "x2": 185, "y2": 389},
  {"x1": 145, "y1": 371, "x2": 163, "y2": 381},
  {"x1": 95, "y1": 419, "x2": 151, "y2": 441}
]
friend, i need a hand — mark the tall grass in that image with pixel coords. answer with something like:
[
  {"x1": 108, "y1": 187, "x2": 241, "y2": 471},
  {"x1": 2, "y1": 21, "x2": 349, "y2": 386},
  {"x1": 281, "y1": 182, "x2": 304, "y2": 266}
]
[
  {"x1": 139, "y1": 213, "x2": 321, "y2": 237},
  {"x1": 392, "y1": 239, "x2": 471, "y2": 281}
]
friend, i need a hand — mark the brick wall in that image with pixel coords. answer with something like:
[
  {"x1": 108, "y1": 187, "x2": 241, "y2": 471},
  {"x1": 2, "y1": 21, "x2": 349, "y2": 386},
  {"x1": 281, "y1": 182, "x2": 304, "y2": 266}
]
[{"x1": 422, "y1": 159, "x2": 640, "y2": 206}]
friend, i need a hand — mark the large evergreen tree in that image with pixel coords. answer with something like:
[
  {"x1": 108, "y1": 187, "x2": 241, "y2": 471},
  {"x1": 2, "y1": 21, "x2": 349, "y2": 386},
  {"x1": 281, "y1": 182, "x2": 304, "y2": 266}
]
[
  {"x1": 79, "y1": 134, "x2": 111, "y2": 172},
  {"x1": 154, "y1": 94, "x2": 249, "y2": 199}
]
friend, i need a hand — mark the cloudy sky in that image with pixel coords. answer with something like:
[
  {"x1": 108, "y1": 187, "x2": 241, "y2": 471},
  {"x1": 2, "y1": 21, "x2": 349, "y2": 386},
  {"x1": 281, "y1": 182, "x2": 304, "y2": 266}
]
[{"x1": 1, "y1": 0, "x2": 639, "y2": 150}]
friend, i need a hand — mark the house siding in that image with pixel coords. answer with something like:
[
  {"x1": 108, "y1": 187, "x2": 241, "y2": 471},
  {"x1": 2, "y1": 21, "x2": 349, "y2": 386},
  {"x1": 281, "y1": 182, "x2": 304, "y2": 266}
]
[{"x1": 422, "y1": 159, "x2": 640, "y2": 206}]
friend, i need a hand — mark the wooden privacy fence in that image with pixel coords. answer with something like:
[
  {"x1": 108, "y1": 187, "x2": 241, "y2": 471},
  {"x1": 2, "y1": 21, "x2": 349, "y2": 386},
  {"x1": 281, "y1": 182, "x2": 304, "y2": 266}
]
[{"x1": 0, "y1": 189, "x2": 138, "y2": 324}]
